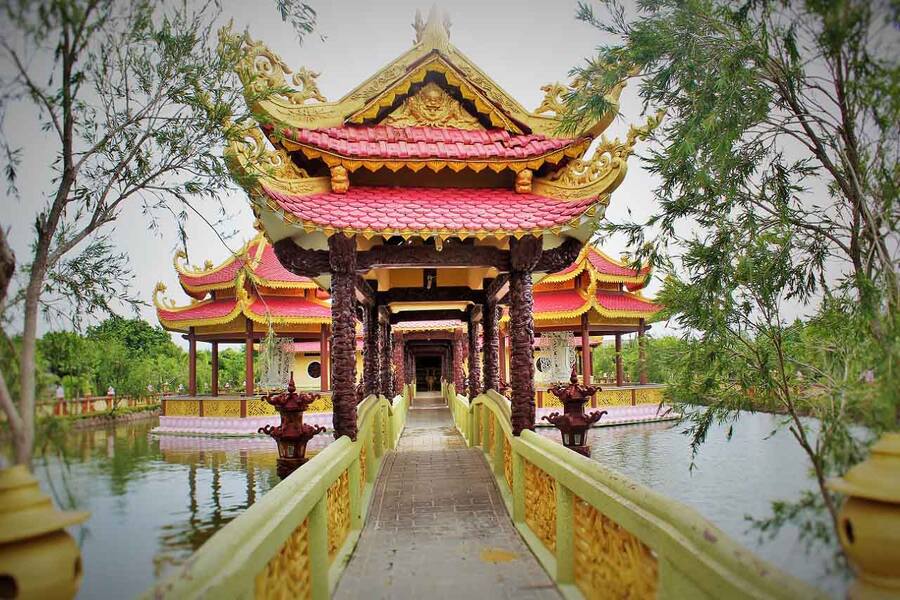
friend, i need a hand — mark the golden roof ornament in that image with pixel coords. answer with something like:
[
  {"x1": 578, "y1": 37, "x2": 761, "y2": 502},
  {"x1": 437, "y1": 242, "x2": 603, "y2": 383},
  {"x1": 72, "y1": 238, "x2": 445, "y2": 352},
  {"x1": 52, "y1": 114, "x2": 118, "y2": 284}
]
[
  {"x1": 413, "y1": 6, "x2": 451, "y2": 52},
  {"x1": 218, "y1": 21, "x2": 325, "y2": 106},
  {"x1": 382, "y1": 82, "x2": 482, "y2": 129},
  {"x1": 536, "y1": 82, "x2": 569, "y2": 116}
]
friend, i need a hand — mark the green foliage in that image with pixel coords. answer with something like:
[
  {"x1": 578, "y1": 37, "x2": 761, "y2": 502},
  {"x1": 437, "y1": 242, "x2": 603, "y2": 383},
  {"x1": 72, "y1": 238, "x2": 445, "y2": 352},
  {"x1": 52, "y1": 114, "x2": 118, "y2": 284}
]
[
  {"x1": 593, "y1": 335, "x2": 689, "y2": 384},
  {"x1": 568, "y1": 0, "x2": 899, "y2": 565}
]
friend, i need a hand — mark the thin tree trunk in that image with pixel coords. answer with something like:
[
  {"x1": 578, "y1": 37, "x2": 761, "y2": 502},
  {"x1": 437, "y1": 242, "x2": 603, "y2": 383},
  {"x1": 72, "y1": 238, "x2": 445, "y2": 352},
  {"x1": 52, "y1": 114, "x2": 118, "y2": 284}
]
[{"x1": 0, "y1": 229, "x2": 28, "y2": 465}]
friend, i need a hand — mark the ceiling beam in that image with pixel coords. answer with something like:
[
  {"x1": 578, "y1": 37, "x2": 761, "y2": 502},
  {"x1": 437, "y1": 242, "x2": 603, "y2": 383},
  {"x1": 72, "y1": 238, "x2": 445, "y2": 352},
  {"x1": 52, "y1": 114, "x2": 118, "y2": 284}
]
[
  {"x1": 376, "y1": 286, "x2": 486, "y2": 305},
  {"x1": 390, "y1": 309, "x2": 466, "y2": 324}
]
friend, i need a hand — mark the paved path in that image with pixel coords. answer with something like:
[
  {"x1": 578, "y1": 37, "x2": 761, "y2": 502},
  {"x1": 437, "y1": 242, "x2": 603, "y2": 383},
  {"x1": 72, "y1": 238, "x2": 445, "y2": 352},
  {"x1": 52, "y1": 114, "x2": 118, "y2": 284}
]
[{"x1": 333, "y1": 393, "x2": 561, "y2": 600}]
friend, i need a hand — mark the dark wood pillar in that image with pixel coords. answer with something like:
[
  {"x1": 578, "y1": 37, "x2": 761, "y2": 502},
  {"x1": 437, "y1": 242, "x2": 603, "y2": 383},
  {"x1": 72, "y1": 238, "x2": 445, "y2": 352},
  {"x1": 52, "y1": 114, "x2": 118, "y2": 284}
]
[
  {"x1": 363, "y1": 304, "x2": 380, "y2": 396},
  {"x1": 188, "y1": 327, "x2": 197, "y2": 397},
  {"x1": 329, "y1": 234, "x2": 358, "y2": 440},
  {"x1": 498, "y1": 328, "x2": 508, "y2": 384},
  {"x1": 245, "y1": 319, "x2": 254, "y2": 397},
  {"x1": 211, "y1": 341, "x2": 219, "y2": 397},
  {"x1": 320, "y1": 324, "x2": 330, "y2": 392},
  {"x1": 638, "y1": 319, "x2": 648, "y2": 385},
  {"x1": 379, "y1": 314, "x2": 393, "y2": 398},
  {"x1": 452, "y1": 331, "x2": 465, "y2": 392},
  {"x1": 509, "y1": 236, "x2": 542, "y2": 435},
  {"x1": 615, "y1": 333, "x2": 624, "y2": 387},
  {"x1": 392, "y1": 332, "x2": 404, "y2": 394},
  {"x1": 580, "y1": 313, "x2": 592, "y2": 385},
  {"x1": 482, "y1": 300, "x2": 500, "y2": 392},
  {"x1": 468, "y1": 313, "x2": 481, "y2": 399}
]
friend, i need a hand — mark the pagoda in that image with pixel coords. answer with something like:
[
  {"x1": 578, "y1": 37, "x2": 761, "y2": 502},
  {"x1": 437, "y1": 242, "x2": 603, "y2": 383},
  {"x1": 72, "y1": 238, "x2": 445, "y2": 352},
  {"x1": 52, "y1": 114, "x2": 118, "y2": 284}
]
[
  {"x1": 221, "y1": 8, "x2": 660, "y2": 439},
  {"x1": 513, "y1": 245, "x2": 665, "y2": 412},
  {"x1": 154, "y1": 234, "x2": 332, "y2": 400}
]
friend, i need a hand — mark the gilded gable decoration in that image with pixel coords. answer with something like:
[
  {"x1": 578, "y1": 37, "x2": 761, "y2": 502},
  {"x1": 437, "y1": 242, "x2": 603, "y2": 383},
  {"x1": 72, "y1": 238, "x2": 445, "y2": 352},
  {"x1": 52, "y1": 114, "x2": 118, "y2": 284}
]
[
  {"x1": 535, "y1": 83, "x2": 569, "y2": 116},
  {"x1": 218, "y1": 22, "x2": 325, "y2": 106},
  {"x1": 381, "y1": 82, "x2": 483, "y2": 130}
]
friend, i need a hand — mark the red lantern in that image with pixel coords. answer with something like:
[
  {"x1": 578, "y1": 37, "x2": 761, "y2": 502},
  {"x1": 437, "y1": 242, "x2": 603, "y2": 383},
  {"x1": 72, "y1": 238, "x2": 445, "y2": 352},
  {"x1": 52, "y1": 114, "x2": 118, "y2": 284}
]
[
  {"x1": 259, "y1": 371, "x2": 326, "y2": 478},
  {"x1": 542, "y1": 365, "x2": 607, "y2": 457}
]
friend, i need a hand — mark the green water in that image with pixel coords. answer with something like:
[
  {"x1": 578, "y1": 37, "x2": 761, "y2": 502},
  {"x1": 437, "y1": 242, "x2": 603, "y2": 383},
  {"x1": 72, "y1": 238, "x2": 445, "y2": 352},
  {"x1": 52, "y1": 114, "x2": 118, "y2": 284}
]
[{"x1": 22, "y1": 418, "x2": 281, "y2": 599}]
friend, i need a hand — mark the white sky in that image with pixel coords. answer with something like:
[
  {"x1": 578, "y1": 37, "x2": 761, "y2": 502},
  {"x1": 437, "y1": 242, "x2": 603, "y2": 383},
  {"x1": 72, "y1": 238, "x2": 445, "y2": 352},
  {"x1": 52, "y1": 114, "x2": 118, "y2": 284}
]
[{"x1": 2, "y1": 0, "x2": 671, "y2": 343}]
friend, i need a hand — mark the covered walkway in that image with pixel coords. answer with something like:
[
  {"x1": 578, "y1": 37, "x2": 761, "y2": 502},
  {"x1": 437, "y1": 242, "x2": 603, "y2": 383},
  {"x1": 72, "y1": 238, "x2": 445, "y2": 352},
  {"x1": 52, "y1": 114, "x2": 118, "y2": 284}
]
[{"x1": 333, "y1": 392, "x2": 560, "y2": 599}]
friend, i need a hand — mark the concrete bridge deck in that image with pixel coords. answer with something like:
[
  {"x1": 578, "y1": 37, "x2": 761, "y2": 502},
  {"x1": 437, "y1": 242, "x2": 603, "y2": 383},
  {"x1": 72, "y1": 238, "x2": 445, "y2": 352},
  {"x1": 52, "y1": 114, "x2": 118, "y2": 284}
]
[{"x1": 333, "y1": 392, "x2": 560, "y2": 600}]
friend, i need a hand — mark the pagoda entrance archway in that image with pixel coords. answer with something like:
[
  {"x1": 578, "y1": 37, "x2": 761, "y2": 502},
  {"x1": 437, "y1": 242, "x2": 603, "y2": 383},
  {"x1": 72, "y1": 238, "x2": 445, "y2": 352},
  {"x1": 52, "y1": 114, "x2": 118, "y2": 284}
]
[{"x1": 414, "y1": 355, "x2": 442, "y2": 393}]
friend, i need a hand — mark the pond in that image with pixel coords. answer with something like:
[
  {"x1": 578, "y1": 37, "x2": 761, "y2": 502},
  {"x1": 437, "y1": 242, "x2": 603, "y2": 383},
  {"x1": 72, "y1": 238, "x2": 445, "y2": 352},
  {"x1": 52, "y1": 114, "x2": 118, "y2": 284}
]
[
  {"x1": 14, "y1": 418, "x2": 294, "y2": 600},
  {"x1": 576, "y1": 411, "x2": 848, "y2": 597},
  {"x1": 11, "y1": 411, "x2": 848, "y2": 599}
]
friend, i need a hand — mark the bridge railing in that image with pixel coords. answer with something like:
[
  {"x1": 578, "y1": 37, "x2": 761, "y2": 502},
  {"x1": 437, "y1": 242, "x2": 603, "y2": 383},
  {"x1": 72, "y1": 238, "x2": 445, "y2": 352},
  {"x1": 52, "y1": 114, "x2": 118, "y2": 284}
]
[
  {"x1": 448, "y1": 385, "x2": 825, "y2": 600},
  {"x1": 145, "y1": 385, "x2": 411, "y2": 600}
]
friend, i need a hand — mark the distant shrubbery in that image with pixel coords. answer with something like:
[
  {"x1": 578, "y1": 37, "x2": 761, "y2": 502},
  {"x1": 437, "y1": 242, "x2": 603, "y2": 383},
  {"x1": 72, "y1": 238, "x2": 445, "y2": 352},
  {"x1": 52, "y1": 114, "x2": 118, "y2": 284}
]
[{"x1": 2, "y1": 316, "x2": 252, "y2": 401}]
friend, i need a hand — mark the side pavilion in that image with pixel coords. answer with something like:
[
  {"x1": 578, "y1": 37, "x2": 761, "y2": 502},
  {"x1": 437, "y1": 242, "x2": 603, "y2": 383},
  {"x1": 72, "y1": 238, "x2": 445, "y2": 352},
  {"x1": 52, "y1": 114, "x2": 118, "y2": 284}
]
[{"x1": 223, "y1": 10, "x2": 656, "y2": 439}]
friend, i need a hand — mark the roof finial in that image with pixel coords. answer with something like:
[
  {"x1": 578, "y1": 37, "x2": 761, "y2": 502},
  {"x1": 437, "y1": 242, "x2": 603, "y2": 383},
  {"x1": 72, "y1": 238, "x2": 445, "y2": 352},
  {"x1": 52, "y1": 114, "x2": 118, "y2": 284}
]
[{"x1": 413, "y1": 5, "x2": 450, "y2": 52}]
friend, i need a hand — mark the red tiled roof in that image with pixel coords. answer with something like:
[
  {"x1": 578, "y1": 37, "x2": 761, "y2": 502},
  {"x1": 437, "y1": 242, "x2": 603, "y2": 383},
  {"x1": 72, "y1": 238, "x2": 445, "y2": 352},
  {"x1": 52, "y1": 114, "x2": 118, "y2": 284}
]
[
  {"x1": 157, "y1": 295, "x2": 331, "y2": 330},
  {"x1": 263, "y1": 186, "x2": 597, "y2": 236},
  {"x1": 595, "y1": 290, "x2": 661, "y2": 314},
  {"x1": 280, "y1": 125, "x2": 580, "y2": 161},
  {"x1": 533, "y1": 290, "x2": 588, "y2": 315},
  {"x1": 246, "y1": 296, "x2": 331, "y2": 320},
  {"x1": 157, "y1": 298, "x2": 239, "y2": 323},
  {"x1": 178, "y1": 239, "x2": 314, "y2": 293},
  {"x1": 586, "y1": 248, "x2": 648, "y2": 277}
]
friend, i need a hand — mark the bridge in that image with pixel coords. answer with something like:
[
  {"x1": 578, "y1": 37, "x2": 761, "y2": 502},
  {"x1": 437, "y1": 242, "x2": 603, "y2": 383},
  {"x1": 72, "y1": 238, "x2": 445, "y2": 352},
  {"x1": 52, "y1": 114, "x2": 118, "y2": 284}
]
[{"x1": 147, "y1": 385, "x2": 823, "y2": 600}]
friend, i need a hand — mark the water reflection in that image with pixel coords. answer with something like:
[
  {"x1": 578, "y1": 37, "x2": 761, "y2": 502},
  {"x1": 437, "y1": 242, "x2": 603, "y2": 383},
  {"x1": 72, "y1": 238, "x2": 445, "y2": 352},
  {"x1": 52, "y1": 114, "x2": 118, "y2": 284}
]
[{"x1": 14, "y1": 418, "x2": 295, "y2": 599}]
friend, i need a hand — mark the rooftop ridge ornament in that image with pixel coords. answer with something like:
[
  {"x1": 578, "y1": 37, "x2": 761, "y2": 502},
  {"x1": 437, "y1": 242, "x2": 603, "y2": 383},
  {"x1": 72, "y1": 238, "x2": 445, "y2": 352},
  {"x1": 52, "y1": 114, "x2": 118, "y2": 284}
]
[
  {"x1": 413, "y1": 6, "x2": 451, "y2": 52},
  {"x1": 542, "y1": 365, "x2": 606, "y2": 456},
  {"x1": 218, "y1": 20, "x2": 326, "y2": 106}
]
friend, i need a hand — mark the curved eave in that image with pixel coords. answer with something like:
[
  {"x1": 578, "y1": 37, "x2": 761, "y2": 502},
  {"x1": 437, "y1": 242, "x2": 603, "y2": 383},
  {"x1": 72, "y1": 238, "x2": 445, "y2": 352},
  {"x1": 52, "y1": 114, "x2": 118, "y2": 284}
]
[
  {"x1": 156, "y1": 299, "x2": 244, "y2": 333},
  {"x1": 255, "y1": 183, "x2": 607, "y2": 242},
  {"x1": 540, "y1": 246, "x2": 651, "y2": 289},
  {"x1": 279, "y1": 137, "x2": 589, "y2": 175}
]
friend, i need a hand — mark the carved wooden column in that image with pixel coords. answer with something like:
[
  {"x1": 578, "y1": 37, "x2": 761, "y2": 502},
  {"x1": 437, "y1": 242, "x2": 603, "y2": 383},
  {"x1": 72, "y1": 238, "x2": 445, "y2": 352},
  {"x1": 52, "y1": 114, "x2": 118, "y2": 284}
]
[
  {"x1": 468, "y1": 313, "x2": 481, "y2": 399},
  {"x1": 329, "y1": 234, "x2": 358, "y2": 440},
  {"x1": 498, "y1": 328, "x2": 508, "y2": 384},
  {"x1": 482, "y1": 300, "x2": 500, "y2": 393},
  {"x1": 320, "y1": 324, "x2": 330, "y2": 392},
  {"x1": 452, "y1": 330, "x2": 466, "y2": 393},
  {"x1": 580, "y1": 313, "x2": 592, "y2": 385},
  {"x1": 363, "y1": 304, "x2": 380, "y2": 397},
  {"x1": 392, "y1": 331, "x2": 404, "y2": 394},
  {"x1": 509, "y1": 236, "x2": 542, "y2": 435},
  {"x1": 211, "y1": 341, "x2": 219, "y2": 397},
  {"x1": 638, "y1": 319, "x2": 648, "y2": 385},
  {"x1": 188, "y1": 327, "x2": 197, "y2": 397},
  {"x1": 380, "y1": 313, "x2": 393, "y2": 398},
  {"x1": 245, "y1": 319, "x2": 254, "y2": 398},
  {"x1": 615, "y1": 333, "x2": 624, "y2": 387}
]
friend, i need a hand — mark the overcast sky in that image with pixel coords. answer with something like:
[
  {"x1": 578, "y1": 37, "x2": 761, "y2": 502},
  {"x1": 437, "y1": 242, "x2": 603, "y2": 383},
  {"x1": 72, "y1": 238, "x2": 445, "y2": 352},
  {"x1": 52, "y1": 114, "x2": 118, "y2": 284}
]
[{"x1": 3, "y1": 0, "x2": 669, "y2": 342}]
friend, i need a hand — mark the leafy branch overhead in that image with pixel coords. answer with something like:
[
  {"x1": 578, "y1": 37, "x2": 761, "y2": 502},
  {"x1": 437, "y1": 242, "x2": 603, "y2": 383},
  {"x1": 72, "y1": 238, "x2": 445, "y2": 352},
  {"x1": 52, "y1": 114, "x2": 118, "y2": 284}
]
[{"x1": 565, "y1": 0, "x2": 898, "y2": 562}]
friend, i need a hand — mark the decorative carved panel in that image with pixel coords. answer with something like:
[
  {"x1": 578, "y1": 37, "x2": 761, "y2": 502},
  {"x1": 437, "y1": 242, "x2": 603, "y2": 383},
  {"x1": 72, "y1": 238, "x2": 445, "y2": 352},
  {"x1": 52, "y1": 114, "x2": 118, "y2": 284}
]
[
  {"x1": 573, "y1": 496, "x2": 658, "y2": 600},
  {"x1": 524, "y1": 459, "x2": 557, "y2": 552},
  {"x1": 327, "y1": 470, "x2": 351, "y2": 560},
  {"x1": 382, "y1": 82, "x2": 483, "y2": 130},
  {"x1": 255, "y1": 517, "x2": 312, "y2": 600}
]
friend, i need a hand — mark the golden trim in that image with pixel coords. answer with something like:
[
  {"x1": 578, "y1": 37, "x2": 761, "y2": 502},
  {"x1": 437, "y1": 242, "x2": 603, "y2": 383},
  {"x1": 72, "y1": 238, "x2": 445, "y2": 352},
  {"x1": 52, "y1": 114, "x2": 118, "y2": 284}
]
[{"x1": 279, "y1": 137, "x2": 589, "y2": 177}]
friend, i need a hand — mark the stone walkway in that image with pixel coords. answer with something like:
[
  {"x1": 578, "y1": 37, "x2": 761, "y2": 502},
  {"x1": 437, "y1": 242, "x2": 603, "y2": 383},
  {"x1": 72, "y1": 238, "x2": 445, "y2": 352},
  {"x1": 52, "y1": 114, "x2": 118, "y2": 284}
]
[{"x1": 332, "y1": 393, "x2": 561, "y2": 600}]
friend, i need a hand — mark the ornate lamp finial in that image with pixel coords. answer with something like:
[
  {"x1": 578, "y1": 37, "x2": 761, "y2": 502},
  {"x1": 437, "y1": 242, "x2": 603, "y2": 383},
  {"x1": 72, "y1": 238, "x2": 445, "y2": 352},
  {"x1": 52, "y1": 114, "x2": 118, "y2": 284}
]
[
  {"x1": 542, "y1": 364, "x2": 606, "y2": 456},
  {"x1": 414, "y1": 6, "x2": 450, "y2": 52}
]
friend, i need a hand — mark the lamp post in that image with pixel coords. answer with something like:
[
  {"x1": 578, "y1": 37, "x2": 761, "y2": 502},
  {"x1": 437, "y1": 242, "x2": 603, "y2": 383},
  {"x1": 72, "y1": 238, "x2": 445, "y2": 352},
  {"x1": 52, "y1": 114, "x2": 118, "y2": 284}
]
[
  {"x1": 259, "y1": 372, "x2": 326, "y2": 478},
  {"x1": 542, "y1": 365, "x2": 606, "y2": 457}
]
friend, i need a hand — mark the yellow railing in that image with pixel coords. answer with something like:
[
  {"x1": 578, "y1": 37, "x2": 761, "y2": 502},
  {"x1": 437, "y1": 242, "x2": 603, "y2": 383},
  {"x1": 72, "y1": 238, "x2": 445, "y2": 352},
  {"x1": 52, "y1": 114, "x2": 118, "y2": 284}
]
[
  {"x1": 145, "y1": 385, "x2": 411, "y2": 600},
  {"x1": 449, "y1": 386, "x2": 825, "y2": 600}
]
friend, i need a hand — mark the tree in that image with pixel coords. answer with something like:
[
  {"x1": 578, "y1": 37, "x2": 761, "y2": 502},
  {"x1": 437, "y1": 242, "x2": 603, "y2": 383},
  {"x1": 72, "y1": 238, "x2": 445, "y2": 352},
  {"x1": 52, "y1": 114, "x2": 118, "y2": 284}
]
[
  {"x1": 567, "y1": 0, "x2": 898, "y2": 559},
  {"x1": 0, "y1": 0, "x2": 258, "y2": 466}
]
